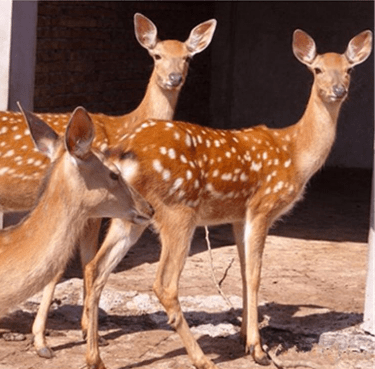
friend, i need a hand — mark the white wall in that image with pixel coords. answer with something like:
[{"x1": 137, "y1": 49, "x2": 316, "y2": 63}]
[
  {"x1": 0, "y1": 0, "x2": 37, "y2": 112},
  {"x1": 0, "y1": 0, "x2": 13, "y2": 110},
  {"x1": 8, "y1": 0, "x2": 38, "y2": 111}
]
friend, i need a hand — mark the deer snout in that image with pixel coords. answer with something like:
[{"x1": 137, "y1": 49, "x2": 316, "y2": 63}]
[
  {"x1": 332, "y1": 84, "x2": 347, "y2": 99},
  {"x1": 169, "y1": 73, "x2": 183, "y2": 87}
]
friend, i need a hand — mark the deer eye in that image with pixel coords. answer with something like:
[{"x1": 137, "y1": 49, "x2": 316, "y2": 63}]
[
  {"x1": 109, "y1": 172, "x2": 119, "y2": 181},
  {"x1": 347, "y1": 67, "x2": 353, "y2": 74},
  {"x1": 184, "y1": 56, "x2": 192, "y2": 63},
  {"x1": 154, "y1": 54, "x2": 162, "y2": 60},
  {"x1": 314, "y1": 68, "x2": 322, "y2": 74}
]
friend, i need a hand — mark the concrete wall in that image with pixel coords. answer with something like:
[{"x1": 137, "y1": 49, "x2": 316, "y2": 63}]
[
  {"x1": 8, "y1": 0, "x2": 38, "y2": 111},
  {"x1": 0, "y1": 0, "x2": 13, "y2": 110},
  {"x1": 210, "y1": 2, "x2": 374, "y2": 169}
]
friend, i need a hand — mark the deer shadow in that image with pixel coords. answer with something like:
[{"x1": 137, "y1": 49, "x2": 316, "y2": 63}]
[{"x1": 1, "y1": 300, "x2": 363, "y2": 367}]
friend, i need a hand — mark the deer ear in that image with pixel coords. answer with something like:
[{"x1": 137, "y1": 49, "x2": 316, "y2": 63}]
[
  {"x1": 65, "y1": 107, "x2": 95, "y2": 159},
  {"x1": 18, "y1": 102, "x2": 59, "y2": 159},
  {"x1": 134, "y1": 13, "x2": 158, "y2": 50},
  {"x1": 292, "y1": 29, "x2": 317, "y2": 66},
  {"x1": 345, "y1": 30, "x2": 373, "y2": 66},
  {"x1": 185, "y1": 19, "x2": 217, "y2": 55}
]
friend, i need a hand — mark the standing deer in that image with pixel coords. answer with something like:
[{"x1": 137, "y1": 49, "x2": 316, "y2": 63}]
[
  {"x1": 0, "y1": 13, "x2": 216, "y2": 357},
  {"x1": 78, "y1": 29, "x2": 371, "y2": 369},
  {"x1": 0, "y1": 105, "x2": 153, "y2": 318}
]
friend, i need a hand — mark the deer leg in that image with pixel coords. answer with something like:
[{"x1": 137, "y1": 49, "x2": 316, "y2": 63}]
[
  {"x1": 32, "y1": 269, "x2": 64, "y2": 358},
  {"x1": 232, "y1": 222, "x2": 248, "y2": 340},
  {"x1": 84, "y1": 218, "x2": 146, "y2": 369},
  {"x1": 79, "y1": 219, "x2": 103, "y2": 338},
  {"x1": 32, "y1": 218, "x2": 102, "y2": 358},
  {"x1": 153, "y1": 211, "x2": 218, "y2": 369},
  {"x1": 243, "y1": 213, "x2": 270, "y2": 366}
]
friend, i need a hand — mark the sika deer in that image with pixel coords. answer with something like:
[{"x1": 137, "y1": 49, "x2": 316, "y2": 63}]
[
  {"x1": 0, "y1": 13, "x2": 216, "y2": 357},
  {"x1": 0, "y1": 105, "x2": 153, "y2": 318},
  {"x1": 80, "y1": 29, "x2": 372, "y2": 369},
  {"x1": 0, "y1": 13, "x2": 217, "y2": 214}
]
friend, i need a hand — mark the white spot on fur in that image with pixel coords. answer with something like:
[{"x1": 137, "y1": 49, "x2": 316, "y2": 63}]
[
  {"x1": 250, "y1": 162, "x2": 262, "y2": 172},
  {"x1": 0, "y1": 167, "x2": 9, "y2": 175},
  {"x1": 162, "y1": 169, "x2": 171, "y2": 181},
  {"x1": 284, "y1": 159, "x2": 292, "y2": 168},
  {"x1": 205, "y1": 183, "x2": 214, "y2": 192},
  {"x1": 171, "y1": 177, "x2": 184, "y2": 191},
  {"x1": 3, "y1": 149, "x2": 14, "y2": 158},
  {"x1": 120, "y1": 159, "x2": 139, "y2": 183},
  {"x1": 185, "y1": 135, "x2": 191, "y2": 147},
  {"x1": 221, "y1": 173, "x2": 232, "y2": 181},
  {"x1": 273, "y1": 181, "x2": 284, "y2": 193},
  {"x1": 240, "y1": 173, "x2": 248, "y2": 182},
  {"x1": 168, "y1": 148, "x2": 176, "y2": 160},
  {"x1": 153, "y1": 159, "x2": 163, "y2": 173}
]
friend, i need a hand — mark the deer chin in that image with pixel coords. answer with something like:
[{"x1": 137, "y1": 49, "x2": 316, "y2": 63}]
[
  {"x1": 319, "y1": 90, "x2": 347, "y2": 104},
  {"x1": 158, "y1": 79, "x2": 183, "y2": 91},
  {"x1": 327, "y1": 95, "x2": 347, "y2": 103}
]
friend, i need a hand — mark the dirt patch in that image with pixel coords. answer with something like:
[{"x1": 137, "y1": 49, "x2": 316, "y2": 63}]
[{"x1": 0, "y1": 168, "x2": 374, "y2": 369}]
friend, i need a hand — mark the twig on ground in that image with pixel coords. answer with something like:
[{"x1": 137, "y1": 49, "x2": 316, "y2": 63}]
[
  {"x1": 204, "y1": 226, "x2": 233, "y2": 309},
  {"x1": 266, "y1": 344, "x2": 322, "y2": 369},
  {"x1": 218, "y1": 257, "x2": 234, "y2": 287}
]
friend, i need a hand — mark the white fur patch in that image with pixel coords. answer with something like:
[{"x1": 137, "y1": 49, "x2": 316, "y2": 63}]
[{"x1": 119, "y1": 159, "x2": 139, "y2": 183}]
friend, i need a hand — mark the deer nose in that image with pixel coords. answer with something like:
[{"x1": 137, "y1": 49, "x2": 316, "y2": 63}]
[
  {"x1": 169, "y1": 73, "x2": 183, "y2": 87},
  {"x1": 333, "y1": 85, "x2": 347, "y2": 99}
]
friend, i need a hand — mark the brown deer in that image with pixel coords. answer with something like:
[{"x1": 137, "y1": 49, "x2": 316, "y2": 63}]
[
  {"x1": 0, "y1": 12, "x2": 216, "y2": 357},
  {"x1": 0, "y1": 105, "x2": 153, "y2": 318},
  {"x1": 78, "y1": 29, "x2": 372, "y2": 369},
  {"x1": 0, "y1": 13, "x2": 217, "y2": 214}
]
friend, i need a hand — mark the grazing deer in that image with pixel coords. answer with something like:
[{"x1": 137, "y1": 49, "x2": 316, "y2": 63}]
[
  {"x1": 79, "y1": 29, "x2": 372, "y2": 369},
  {"x1": 0, "y1": 105, "x2": 153, "y2": 318},
  {"x1": 0, "y1": 13, "x2": 216, "y2": 357}
]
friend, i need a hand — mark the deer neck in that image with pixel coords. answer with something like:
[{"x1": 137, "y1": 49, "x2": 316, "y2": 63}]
[
  {"x1": 7, "y1": 158, "x2": 86, "y2": 261},
  {"x1": 132, "y1": 71, "x2": 180, "y2": 123},
  {"x1": 0, "y1": 157, "x2": 86, "y2": 313},
  {"x1": 293, "y1": 84, "x2": 344, "y2": 182}
]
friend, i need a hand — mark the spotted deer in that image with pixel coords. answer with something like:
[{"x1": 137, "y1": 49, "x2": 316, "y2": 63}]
[
  {"x1": 0, "y1": 12, "x2": 216, "y2": 358},
  {"x1": 76, "y1": 29, "x2": 372, "y2": 369},
  {"x1": 0, "y1": 105, "x2": 153, "y2": 318},
  {"x1": 0, "y1": 13, "x2": 217, "y2": 214}
]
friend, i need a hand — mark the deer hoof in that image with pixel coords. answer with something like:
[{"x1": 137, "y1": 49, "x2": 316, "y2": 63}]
[
  {"x1": 87, "y1": 363, "x2": 106, "y2": 369},
  {"x1": 254, "y1": 354, "x2": 271, "y2": 366},
  {"x1": 248, "y1": 345, "x2": 271, "y2": 366},
  {"x1": 37, "y1": 346, "x2": 54, "y2": 359}
]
